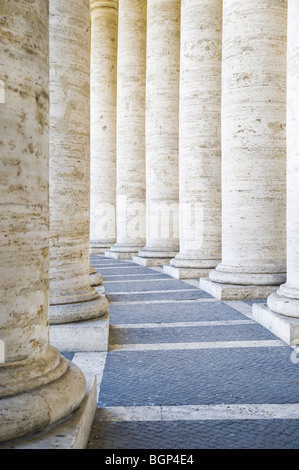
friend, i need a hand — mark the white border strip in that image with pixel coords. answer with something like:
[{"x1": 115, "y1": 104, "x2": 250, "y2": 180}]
[
  {"x1": 109, "y1": 299, "x2": 221, "y2": 305},
  {"x1": 97, "y1": 403, "x2": 299, "y2": 422},
  {"x1": 106, "y1": 288, "x2": 201, "y2": 295},
  {"x1": 224, "y1": 300, "x2": 255, "y2": 319},
  {"x1": 103, "y1": 273, "x2": 168, "y2": 278},
  {"x1": 91, "y1": 265, "x2": 151, "y2": 270},
  {"x1": 110, "y1": 320, "x2": 254, "y2": 329},
  {"x1": 72, "y1": 352, "x2": 107, "y2": 398},
  {"x1": 109, "y1": 339, "x2": 284, "y2": 352},
  {"x1": 104, "y1": 278, "x2": 175, "y2": 283}
]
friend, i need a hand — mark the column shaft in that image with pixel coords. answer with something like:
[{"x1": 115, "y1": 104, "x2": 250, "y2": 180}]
[
  {"x1": 164, "y1": 0, "x2": 222, "y2": 279},
  {"x1": 49, "y1": 0, "x2": 108, "y2": 323},
  {"x1": 0, "y1": 0, "x2": 86, "y2": 444},
  {"x1": 106, "y1": 0, "x2": 146, "y2": 260},
  {"x1": 134, "y1": 0, "x2": 181, "y2": 267},
  {"x1": 90, "y1": 0, "x2": 118, "y2": 254},
  {"x1": 267, "y1": 0, "x2": 299, "y2": 317},
  {"x1": 201, "y1": 0, "x2": 287, "y2": 299}
]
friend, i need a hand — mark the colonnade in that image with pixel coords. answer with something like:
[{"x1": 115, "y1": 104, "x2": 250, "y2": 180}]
[
  {"x1": 99, "y1": 0, "x2": 298, "y2": 313},
  {"x1": 1, "y1": 0, "x2": 299, "y2": 448}
]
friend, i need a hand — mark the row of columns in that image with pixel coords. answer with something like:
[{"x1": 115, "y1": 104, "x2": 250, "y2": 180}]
[
  {"x1": 93, "y1": 0, "x2": 299, "y2": 318},
  {"x1": 0, "y1": 0, "x2": 108, "y2": 444},
  {"x1": 1, "y1": 0, "x2": 299, "y2": 447}
]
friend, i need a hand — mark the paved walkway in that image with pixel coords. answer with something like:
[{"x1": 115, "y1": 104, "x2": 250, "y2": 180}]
[{"x1": 77, "y1": 255, "x2": 299, "y2": 449}]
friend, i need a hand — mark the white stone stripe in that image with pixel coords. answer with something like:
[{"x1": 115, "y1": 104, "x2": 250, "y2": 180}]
[
  {"x1": 97, "y1": 403, "x2": 299, "y2": 422},
  {"x1": 103, "y1": 273, "x2": 167, "y2": 278},
  {"x1": 91, "y1": 265, "x2": 148, "y2": 270},
  {"x1": 109, "y1": 339, "x2": 284, "y2": 352},
  {"x1": 104, "y1": 278, "x2": 174, "y2": 283},
  {"x1": 72, "y1": 352, "x2": 107, "y2": 398},
  {"x1": 110, "y1": 320, "x2": 254, "y2": 329},
  {"x1": 109, "y1": 298, "x2": 218, "y2": 305},
  {"x1": 224, "y1": 300, "x2": 254, "y2": 319},
  {"x1": 107, "y1": 288, "x2": 200, "y2": 295}
]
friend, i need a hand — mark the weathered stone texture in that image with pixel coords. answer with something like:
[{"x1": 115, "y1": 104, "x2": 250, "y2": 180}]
[
  {"x1": 49, "y1": 0, "x2": 108, "y2": 323},
  {"x1": 90, "y1": 0, "x2": 118, "y2": 253},
  {"x1": 137, "y1": 0, "x2": 180, "y2": 263},
  {"x1": 107, "y1": 0, "x2": 146, "y2": 259},
  {"x1": 0, "y1": 0, "x2": 86, "y2": 444},
  {"x1": 267, "y1": 0, "x2": 299, "y2": 318},
  {"x1": 167, "y1": 0, "x2": 222, "y2": 278},
  {"x1": 209, "y1": 0, "x2": 287, "y2": 288}
]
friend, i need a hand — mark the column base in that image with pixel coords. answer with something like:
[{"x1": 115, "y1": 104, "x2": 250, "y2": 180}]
[
  {"x1": 105, "y1": 244, "x2": 144, "y2": 260},
  {"x1": 89, "y1": 268, "x2": 103, "y2": 286},
  {"x1": 50, "y1": 294, "x2": 109, "y2": 324},
  {"x1": 50, "y1": 311, "x2": 109, "y2": 352},
  {"x1": 0, "y1": 356, "x2": 86, "y2": 444},
  {"x1": 105, "y1": 250, "x2": 137, "y2": 260},
  {"x1": 90, "y1": 241, "x2": 115, "y2": 254},
  {"x1": 133, "y1": 249, "x2": 178, "y2": 267},
  {"x1": 164, "y1": 258, "x2": 220, "y2": 279},
  {"x1": 0, "y1": 366, "x2": 97, "y2": 449},
  {"x1": 199, "y1": 277, "x2": 278, "y2": 300},
  {"x1": 89, "y1": 266, "x2": 105, "y2": 295},
  {"x1": 132, "y1": 256, "x2": 173, "y2": 267},
  {"x1": 252, "y1": 303, "x2": 299, "y2": 346},
  {"x1": 163, "y1": 264, "x2": 212, "y2": 279},
  {"x1": 267, "y1": 290, "x2": 299, "y2": 319}
]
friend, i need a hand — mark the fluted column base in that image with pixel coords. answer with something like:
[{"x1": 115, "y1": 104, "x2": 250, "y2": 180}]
[
  {"x1": 163, "y1": 257, "x2": 220, "y2": 279},
  {"x1": 105, "y1": 243, "x2": 145, "y2": 260},
  {"x1": 0, "y1": 347, "x2": 86, "y2": 445},
  {"x1": 0, "y1": 356, "x2": 97, "y2": 449},
  {"x1": 199, "y1": 264, "x2": 286, "y2": 300},
  {"x1": 133, "y1": 247, "x2": 179, "y2": 267},
  {"x1": 90, "y1": 241, "x2": 115, "y2": 254},
  {"x1": 50, "y1": 294, "x2": 109, "y2": 324},
  {"x1": 89, "y1": 265, "x2": 105, "y2": 295},
  {"x1": 89, "y1": 264, "x2": 103, "y2": 286},
  {"x1": 267, "y1": 285, "x2": 299, "y2": 319}
]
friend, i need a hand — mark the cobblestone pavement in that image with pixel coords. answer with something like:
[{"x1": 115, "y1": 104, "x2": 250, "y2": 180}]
[{"x1": 74, "y1": 255, "x2": 299, "y2": 449}]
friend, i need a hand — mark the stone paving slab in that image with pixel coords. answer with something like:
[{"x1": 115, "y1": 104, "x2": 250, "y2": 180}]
[
  {"x1": 98, "y1": 347, "x2": 299, "y2": 407},
  {"x1": 109, "y1": 323, "x2": 277, "y2": 345},
  {"x1": 107, "y1": 290, "x2": 213, "y2": 303},
  {"x1": 104, "y1": 279, "x2": 198, "y2": 293},
  {"x1": 103, "y1": 273, "x2": 172, "y2": 281},
  {"x1": 108, "y1": 301, "x2": 259, "y2": 325},
  {"x1": 88, "y1": 419, "x2": 299, "y2": 449},
  {"x1": 93, "y1": 267, "x2": 167, "y2": 276}
]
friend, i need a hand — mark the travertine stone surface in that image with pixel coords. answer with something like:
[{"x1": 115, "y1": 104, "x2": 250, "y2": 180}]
[
  {"x1": 0, "y1": 0, "x2": 86, "y2": 443},
  {"x1": 166, "y1": 0, "x2": 222, "y2": 279},
  {"x1": 136, "y1": 0, "x2": 180, "y2": 265},
  {"x1": 208, "y1": 0, "x2": 287, "y2": 289},
  {"x1": 49, "y1": 0, "x2": 108, "y2": 324},
  {"x1": 107, "y1": 0, "x2": 146, "y2": 260},
  {"x1": 267, "y1": 0, "x2": 299, "y2": 318},
  {"x1": 90, "y1": 0, "x2": 118, "y2": 254}
]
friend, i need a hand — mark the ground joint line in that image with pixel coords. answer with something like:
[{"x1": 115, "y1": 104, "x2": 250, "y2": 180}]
[
  {"x1": 109, "y1": 339, "x2": 284, "y2": 352},
  {"x1": 97, "y1": 403, "x2": 299, "y2": 422}
]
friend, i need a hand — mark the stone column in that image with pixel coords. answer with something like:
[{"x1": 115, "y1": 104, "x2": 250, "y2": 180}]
[
  {"x1": 200, "y1": 0, "x2": 287, "y2": 300},
  {"x1": 164, "y1": 0, "x2": 222, "y2": 279},
  {"x1": 253, "y1": 0, "x2": 299, "y2": 340},
  {"x1": 0, "y1": 0, "x2": 86, "y2": 444},
  {"x1": 49, "y1": 0, "x2": 109, "y2": 324},
  {"x1": 133, "y1": 0, "x2": 181, "y2": 267},
  {"x1": 90, "y1": 0, "x2": 118, "y2": 254},
  {"x1": 106, "y1": 0, "x2": 146, "y2": 260}
]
